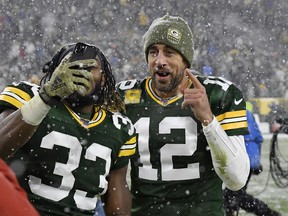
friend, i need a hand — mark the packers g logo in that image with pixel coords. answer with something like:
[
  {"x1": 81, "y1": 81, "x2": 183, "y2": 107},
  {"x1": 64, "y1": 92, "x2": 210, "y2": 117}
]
[{"x1": 167, "y1": 27, "x2": 182, "y2": 44}]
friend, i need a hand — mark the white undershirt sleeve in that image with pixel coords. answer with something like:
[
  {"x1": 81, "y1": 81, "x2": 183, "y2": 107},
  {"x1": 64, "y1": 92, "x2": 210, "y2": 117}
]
[{"x1": 202, "y1": 116, "x2": 250, "y2": 191}]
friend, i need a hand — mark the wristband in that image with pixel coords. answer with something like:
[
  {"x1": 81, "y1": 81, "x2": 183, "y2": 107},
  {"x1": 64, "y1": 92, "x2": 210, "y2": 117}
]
[
  {"x1": 39, "y1": 88, "x2": 61, "y2": 107},
  {"x1": 21, "y1": 94, "x2": 51, "y2": 126}
]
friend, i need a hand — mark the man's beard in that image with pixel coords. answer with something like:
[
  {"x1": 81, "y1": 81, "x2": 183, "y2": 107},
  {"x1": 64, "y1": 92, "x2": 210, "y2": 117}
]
[
  {"x1": 64, "y1": 84, "x2": 102, "y2": 108},
  {"x1": 152, "y1": 69, "x2": 184, "y2": 93}
]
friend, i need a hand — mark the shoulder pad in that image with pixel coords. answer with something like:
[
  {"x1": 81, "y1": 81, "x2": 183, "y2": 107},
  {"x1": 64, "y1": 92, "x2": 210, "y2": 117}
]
[{"x1": 116, "y1": 79, "x2": 143, "y2": 91}]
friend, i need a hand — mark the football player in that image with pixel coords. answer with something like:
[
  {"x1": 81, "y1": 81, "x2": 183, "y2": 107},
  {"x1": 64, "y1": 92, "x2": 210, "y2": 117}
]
[
  {"x1": 0, "y1": 42, "x2": 136, "y2": 216},
  {"x1": 116, "y1": 15, "x2": 250, "y2": 215}
]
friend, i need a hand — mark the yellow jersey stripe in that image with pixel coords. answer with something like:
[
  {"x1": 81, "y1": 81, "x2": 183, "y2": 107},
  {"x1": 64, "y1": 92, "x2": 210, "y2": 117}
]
[
  {"x1": 221, "y1": 121, "x2": 248, "y2": 130},
  {"x1": 119, "y1": 136, "x2": 137, "y2": 157},
  {"x1": 0, "y1": 95, "x2": 24, "y2": 109},
  {"x1": 125, "y1": 136, "x2": 137, "y2": 145},
  {"x1": 216, "y1": 110, "x2": 246, "y2": 122},
  {"x1": 216, "y1": 110, "x2": 247, "y2": 131},
  {"x1": 118, "y1": 148, "x2": 136, "y2": 157},
  {"x1": 4, "y1": 87, "x2": 31, "y2": 101}
]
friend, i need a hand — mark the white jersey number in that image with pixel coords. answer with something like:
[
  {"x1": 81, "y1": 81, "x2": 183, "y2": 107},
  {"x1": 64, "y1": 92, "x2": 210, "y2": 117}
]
[
  {"x1": 134, "y1": 117, "x2": 199, "y2": 181},
  {"x1": 28, "y1": 131, "x2": 111, "y2": 210}
]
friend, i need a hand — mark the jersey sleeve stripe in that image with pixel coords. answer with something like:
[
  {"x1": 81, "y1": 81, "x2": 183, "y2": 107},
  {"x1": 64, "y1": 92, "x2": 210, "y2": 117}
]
[
  {"x1": 122, "y1": 136, "x2": 137, "y2": 150},
  {"x1": 1, "y1": 91, "x2": 28, "y2": 104},
  {"x1": 118, "y1": 136, "x2": 137, "y2": 157},
  {"x1": 215, "y1": 110, "x2": 248, "y2": 131},
  {"x1": 216, "y1": 110, "x2": 246, "y2": 122},
  {"x1": 125, "y1": 136, "x2": 137, "y2": 144},
  {"x1": 121, "y1": 143, "x2": 137, "y2": 150},
  {"x1": 0, "y1": 95, "x2": 25, "y2": 109},
  {"x1": 3, "y1": 87, "x2": 31, "y2": 101},
  {"x1": 118, "y1": 148, "x2": 136, "y2": 157},
  {"x1": 220, "y1": 121, "x2": 248, "y2": 130},
  {"x1": 219, "y1": 116, "x2": 247, "y2": 124}
]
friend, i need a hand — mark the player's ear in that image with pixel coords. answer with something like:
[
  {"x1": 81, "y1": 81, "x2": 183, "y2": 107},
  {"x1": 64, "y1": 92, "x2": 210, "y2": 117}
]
[{"x1": 183, "y1": 58, "x2": 189, "y2": 69}]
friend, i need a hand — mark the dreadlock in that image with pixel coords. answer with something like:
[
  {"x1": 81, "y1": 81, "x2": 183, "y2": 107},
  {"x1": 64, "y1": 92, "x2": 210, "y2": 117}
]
[
  {"x1": 97, "y1": 50, "x2": 126, "y2": 113},
  {"x1": 40, "y1": 42, "x2": 125, "y2": 113}
]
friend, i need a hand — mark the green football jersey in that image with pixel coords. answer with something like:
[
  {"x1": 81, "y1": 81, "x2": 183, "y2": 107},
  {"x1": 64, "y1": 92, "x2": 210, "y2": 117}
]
[
  {"x1": 0, "y1": 81, "x2": 137, "y2": 216},
  {"x1": 116, "y1": 76, "x2": 248, "y2": 216}
]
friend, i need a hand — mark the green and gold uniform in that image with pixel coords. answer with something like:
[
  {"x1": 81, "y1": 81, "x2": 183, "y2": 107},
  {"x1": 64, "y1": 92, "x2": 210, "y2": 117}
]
[
  {"x1": 0, "y1": 81, "x2": 137, "y2": 216},
  {"x1": 116, "y1": 76, "x2": 248, "y2": 216}
]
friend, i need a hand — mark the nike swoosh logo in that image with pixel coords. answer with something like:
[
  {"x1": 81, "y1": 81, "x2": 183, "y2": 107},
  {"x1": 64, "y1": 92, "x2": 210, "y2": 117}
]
[{"x1": 234, "y1": 98, "x2": 243, "y2": 105}]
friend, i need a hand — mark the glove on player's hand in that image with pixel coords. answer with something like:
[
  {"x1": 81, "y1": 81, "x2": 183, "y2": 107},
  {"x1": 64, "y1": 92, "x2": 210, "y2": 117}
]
[{"x1": 39, "y1": 53, "x2": 97, "y2": 106}]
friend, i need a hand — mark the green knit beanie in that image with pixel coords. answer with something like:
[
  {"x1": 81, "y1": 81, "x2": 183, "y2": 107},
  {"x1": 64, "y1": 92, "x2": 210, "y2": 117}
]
[{"x1": 143, "y1": 14, "x2": 194, "y2": 68}]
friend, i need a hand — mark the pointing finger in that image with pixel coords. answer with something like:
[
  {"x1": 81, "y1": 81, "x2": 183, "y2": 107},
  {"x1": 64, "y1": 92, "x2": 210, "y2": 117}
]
[{"x1": 185, "y1": 70, "x2": 202, "y2": 89}]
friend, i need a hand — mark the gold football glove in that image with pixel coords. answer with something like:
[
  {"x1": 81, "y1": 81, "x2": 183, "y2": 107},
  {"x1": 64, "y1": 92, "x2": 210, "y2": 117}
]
[{"x1": 39, "y1": 53, "x2": 97, "y2": 106}]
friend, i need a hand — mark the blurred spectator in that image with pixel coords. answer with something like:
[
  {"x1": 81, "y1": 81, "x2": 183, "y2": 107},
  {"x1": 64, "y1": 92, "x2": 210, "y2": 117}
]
[
  {"x1": 271, "y1": 116, "x2": 288, "y2": 134},
  {"x1": 266, "y1": 102, "x2": 287, "y2": 132},
  {"x1": 0, "y1": 0, "x2": 287, "y2": 98}
]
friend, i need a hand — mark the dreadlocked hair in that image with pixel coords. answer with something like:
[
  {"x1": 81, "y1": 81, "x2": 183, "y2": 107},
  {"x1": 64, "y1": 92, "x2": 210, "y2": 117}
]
[
  {"x1": 98, "y1": 51, "x2": 126, "y2": 114},
  {"x1": 40, "y1": 42, "x2": 125, "y2": 113}
]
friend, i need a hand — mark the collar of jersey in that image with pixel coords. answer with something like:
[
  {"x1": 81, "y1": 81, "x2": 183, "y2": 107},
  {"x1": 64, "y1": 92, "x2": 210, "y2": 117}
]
[
  {"x1": 145, "y1": 77, "x2": 182, "y2": 106},
  {"x1": 64, "y1": 104, "x2": 106, "y2": 129}
]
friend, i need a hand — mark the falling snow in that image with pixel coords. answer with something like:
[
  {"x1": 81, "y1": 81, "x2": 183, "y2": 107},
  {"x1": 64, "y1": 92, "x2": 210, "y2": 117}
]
[{"x1": 1, "y1": 0, "x2": 288, "y2": 214}]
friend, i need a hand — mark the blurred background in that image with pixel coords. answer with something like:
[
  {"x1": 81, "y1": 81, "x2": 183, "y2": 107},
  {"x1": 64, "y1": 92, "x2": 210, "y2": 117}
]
[{"x1": 1, "y1": 0, "x2": 288, "y2": 125}]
